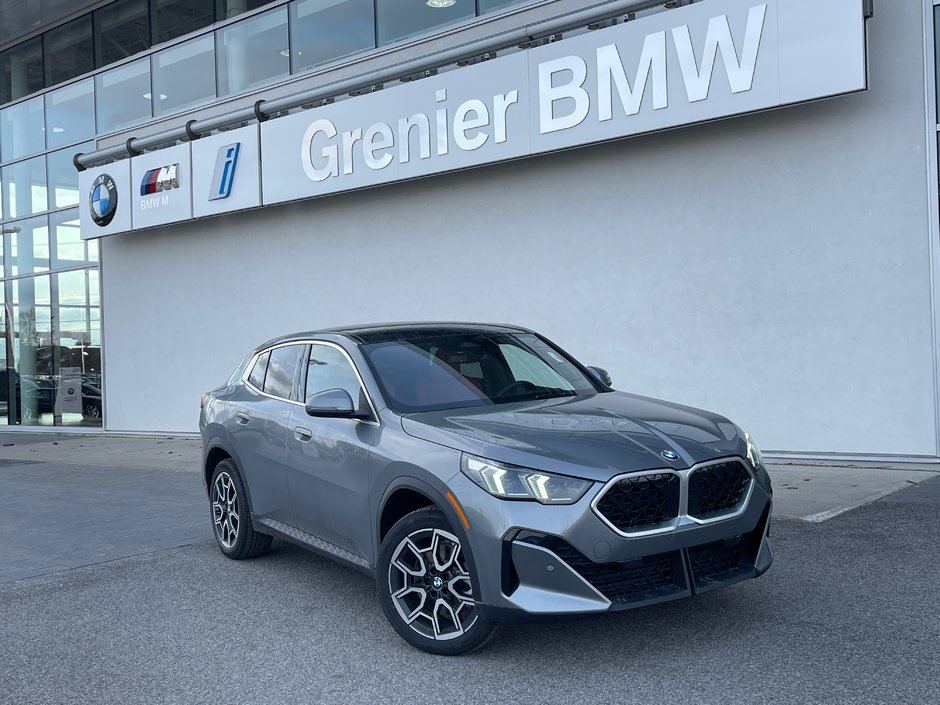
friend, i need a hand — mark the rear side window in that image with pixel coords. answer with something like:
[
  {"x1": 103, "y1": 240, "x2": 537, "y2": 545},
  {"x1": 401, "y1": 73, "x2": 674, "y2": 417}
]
[
  {"x1": 247, "y1": 351, "x2": 269, "y2": 389},
  {"x1": 263, "y1": 345, "x2": 304, "y2": 399}
]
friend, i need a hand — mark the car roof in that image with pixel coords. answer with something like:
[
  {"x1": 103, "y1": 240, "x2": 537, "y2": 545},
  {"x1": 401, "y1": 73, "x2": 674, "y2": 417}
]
[{"x1": 254, "y1": 322, "x2": 535, "y2": 350}]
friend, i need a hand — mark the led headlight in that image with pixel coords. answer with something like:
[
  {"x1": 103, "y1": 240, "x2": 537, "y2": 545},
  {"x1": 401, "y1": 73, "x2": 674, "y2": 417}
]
[
  {"x1": 745, "y1": 432, "x2": 763, "y2": 470},
  {"x1": 461, "y1": 455, "x2": 592, "y2": 505}
]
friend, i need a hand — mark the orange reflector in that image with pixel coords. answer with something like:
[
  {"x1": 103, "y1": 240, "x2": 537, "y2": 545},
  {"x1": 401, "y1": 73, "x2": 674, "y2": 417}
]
[{"x1": 445, "y1": 491, "x2": 470, "y2": 530}]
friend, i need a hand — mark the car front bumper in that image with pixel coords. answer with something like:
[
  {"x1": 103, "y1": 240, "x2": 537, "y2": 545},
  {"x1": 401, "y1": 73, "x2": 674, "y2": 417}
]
[{"x1": 444, "y1": 461, "x2": 774, "y2": 621}]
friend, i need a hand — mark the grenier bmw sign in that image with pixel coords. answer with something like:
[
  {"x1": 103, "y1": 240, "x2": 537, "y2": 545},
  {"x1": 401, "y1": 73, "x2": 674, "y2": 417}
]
[{"x1": 79, "y1": 0, "x2": 866, "y2": 239}]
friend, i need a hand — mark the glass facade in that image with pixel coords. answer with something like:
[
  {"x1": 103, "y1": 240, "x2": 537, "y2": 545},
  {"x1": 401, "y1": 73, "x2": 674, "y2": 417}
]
[
  {"x1": 152, "y1": 36, "x2": 216, "y2": 115},
  {"x1": 217, "y1": 7, "x2": 290, "y2": 95},
  {"x1": 0, "y1": 0, "x2": 533, "y2": 113},
  {"x1": 376, "y1": 0, "x2": 475, "y2": 46},
  {"x1": 290, "y1": 0, "x2": 375, "y2": 73},
  {"x1": 0, "y1": 87, "x2": 100, "y2": 428},
  {"x1": 0, "y1": 0, "x2": 534, "y2": 430}
]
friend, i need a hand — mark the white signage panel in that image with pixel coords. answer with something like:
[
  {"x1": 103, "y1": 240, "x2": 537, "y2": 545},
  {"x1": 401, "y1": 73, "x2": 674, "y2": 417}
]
[
  {"x1": 263, "y1": 0, "x2": 866, "y2": 207},
  {"x1": 192, "y1": 125, "x2": 261, "y2": 218},
  {"x1": 79, "y1": 0, "x2": 867, "y2": 237},
  {"x1": 130, "y1": 143, "x2": 193, "y2": 230},
  {"x1": 261, "y1": 52, "x2": 531, "y2": 206},
  {"x1": 79, "y1": 159, "x2": 131, "y2": 240}
]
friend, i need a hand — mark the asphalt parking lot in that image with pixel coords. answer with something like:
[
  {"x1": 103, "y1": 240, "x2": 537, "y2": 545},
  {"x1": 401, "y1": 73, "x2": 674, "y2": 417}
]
[{"x1": 0, "y1": 449, "x2": 937, "y2": 705}]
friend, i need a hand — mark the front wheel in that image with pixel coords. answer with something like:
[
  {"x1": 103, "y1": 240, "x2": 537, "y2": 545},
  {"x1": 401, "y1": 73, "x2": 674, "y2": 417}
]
[{"x1": 377, "y1": 507, "x2": 495, "y2": 655}]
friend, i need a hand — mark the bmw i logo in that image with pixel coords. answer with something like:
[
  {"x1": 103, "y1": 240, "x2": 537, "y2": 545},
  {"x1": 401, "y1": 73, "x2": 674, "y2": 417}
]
[
  {"x1": 661, "y1": 450, "x2": 679, "y2": 461},
  {"x1": 89, "y1": 174, "x2": 118, "y2": 227}
]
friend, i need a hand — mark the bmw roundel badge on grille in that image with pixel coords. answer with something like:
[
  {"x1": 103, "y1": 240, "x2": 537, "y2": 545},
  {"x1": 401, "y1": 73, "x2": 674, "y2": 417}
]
[{"x1": 661, "y1": 450, "x2": 680, "y2": 461}]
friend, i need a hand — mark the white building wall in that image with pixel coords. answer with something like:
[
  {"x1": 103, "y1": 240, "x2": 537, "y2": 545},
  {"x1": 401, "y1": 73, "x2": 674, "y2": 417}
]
[{"x1": 101, "y1": 2, "x2": 937, "y2": 457}]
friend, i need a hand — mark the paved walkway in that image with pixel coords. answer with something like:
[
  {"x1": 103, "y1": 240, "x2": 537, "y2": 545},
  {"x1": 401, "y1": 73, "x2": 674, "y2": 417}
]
[{"x1": 0, "y1": 460, "x2": 210, "y2": 584}]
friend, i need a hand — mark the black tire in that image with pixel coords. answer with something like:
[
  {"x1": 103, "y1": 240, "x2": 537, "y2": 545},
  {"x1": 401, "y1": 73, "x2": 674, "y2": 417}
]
[
  {"x1": 377, "y1": 507, "x2": 496, "y2": 656},
  {"x1": 209, "y1": 459, "x2": 272, "y2": 560}
]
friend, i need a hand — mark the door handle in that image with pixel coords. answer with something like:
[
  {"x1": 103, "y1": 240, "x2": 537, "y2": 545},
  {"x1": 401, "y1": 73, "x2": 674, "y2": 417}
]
[
  {"x1": 235, "y1": 411, "x2": 250, "y2": 424},
  {"x1": 294, "y1": 427, "x2": 313, "y2": 442}
]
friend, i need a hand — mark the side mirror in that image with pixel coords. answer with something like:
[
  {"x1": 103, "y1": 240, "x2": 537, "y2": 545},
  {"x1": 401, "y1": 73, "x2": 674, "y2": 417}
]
[
  {"x1": 305, "y1": 388, "x2": 370, "y2": 419},
  {"x1": 586, "y1": 366, "x2": 612, "y2": 387}
]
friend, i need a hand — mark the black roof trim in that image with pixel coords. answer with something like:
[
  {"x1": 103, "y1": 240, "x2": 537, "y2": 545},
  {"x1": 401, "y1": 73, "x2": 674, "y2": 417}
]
[{"x1": 254, "y1": 322, "x2": 533, "y2": 350}]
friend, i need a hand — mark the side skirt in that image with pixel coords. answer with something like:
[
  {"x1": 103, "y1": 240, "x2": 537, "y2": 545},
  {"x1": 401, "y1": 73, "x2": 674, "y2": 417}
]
[{"x1": 253, "y1": 515, "x2": 374, "y2": 578}]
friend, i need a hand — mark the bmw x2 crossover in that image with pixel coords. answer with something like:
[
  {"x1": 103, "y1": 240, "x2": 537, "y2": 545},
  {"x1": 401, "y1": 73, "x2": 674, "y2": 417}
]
[{"x1": 200, "y1": 323, "x2": 773, "y2": 655}]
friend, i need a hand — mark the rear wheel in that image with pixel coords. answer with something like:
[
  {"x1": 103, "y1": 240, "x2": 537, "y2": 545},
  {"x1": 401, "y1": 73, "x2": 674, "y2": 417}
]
[
  {"x1": 377, "y1": 507, "x2": 495, "y2": 655},
  {"x1": 209, "y1": 459, "x2": 271, "y2": 559}
]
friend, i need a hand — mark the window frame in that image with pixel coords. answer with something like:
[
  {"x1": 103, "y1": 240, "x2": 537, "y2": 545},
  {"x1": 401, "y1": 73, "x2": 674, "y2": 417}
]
[
  {"x1": 261, "y1": 342, "x2": 304, "y2": 400},
  {"x1": 240, "y1": 339, "x2": 379, "y2": 424}
]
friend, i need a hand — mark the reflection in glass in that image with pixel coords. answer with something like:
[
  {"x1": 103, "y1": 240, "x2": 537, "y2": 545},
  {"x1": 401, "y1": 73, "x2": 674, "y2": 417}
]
[
  {"x1": 95, "y1": 58, "x2": 152, "y2": 133},
  {"x1": 152, "y1": 36, "x2": 215, "y2": 115},
  {"x1": 50, "y1": 209, "x2": 90, "y2": 268},
  {"x1": 0, "y1": 38, "x2": 43, "y2": 106},
  {"x1": 478, "y1": 0, "x2": 527, "y2": 14},
  {"x1": 156, "y1": 0, "x2": 216, "y2": 43},
  {"x1": 95, "y1": 0, "x2": 151, "y2": 67},
  {"x1": 5, "y1": 215, "x2": 50, "y2": 278},
  {"x1": 45, "y1": 79, "x2": 96, "y2": 149},
  {"x1": 48, "y1": 142, "x2": 94, "y2": 209},
  {"x1": 2, "y1": 157, "x2": 48, "y2": 219},
  {"x1": 219, "y1": 0, "x2": 272, "y2": 20},
  {"x1": 44, "y1": 16, "x2": 95, "y2": 86},
  {"x1": 57, "y1": 270, "x2": 102, "y2": 426},
  {"x1": 376, "y1": 0, "x2": 474, "y2": 46},
  {"x1": 217, "y1": 7, "x2": 289, "y2": 95},
  {"x1": 0, "y1": 283, "x2": 7, "y2": 425},
  {"x1": 290, "y1": 0, "x2": 375, "y2": 73},
  {"x1": 0, "y1": 96, "x2": 45, "y2": 162},
  {"x1": 12, "y1": 274, "x2": 53, "y2": 426}
]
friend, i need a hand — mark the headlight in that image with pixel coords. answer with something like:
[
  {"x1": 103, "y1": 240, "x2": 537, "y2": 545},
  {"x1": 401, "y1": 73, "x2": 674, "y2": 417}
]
[
  {"x1": 461, "y1": 455, "x2": 592, "y2": 505},
  {"x1": 745, "y1": 432, "x2": 763, "y2": 470}
]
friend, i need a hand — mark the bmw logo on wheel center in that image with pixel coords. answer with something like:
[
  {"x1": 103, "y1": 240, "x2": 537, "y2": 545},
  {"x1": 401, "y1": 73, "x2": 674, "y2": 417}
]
[{"x1": 89, "y1": 174, "x2": 118, "y2": 227}]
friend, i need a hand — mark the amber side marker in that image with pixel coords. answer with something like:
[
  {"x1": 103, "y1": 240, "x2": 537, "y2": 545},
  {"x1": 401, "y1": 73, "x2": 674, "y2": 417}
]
[{"x1": 445, "y1": 491, "x2": 470, "y2": 529}]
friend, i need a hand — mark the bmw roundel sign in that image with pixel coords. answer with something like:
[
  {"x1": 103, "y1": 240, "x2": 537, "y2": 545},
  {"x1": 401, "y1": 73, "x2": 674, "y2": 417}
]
[{"x1": 89, "y1": 174, "x2": 118, "y2": 227}]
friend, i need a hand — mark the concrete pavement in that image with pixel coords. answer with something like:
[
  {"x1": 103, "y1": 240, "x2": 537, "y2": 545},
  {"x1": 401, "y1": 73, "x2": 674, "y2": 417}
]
[{"x1": 0, "y1": 469, "x2": 936, "y2": 705}]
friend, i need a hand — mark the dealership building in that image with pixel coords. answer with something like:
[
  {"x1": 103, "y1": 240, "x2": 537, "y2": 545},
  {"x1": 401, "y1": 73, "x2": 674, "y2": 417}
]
[{"x1": 0, "y1": 0, "x2": 937, "y2": 461}]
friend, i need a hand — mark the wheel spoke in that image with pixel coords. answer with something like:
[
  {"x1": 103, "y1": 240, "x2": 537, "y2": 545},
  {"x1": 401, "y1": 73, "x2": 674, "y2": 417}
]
[
  {"x1": 392, "y1": 539, "x2": 427, "y2": 578},
  {"x1": 447, "y1": 575, "x2": 474, "y2": 607},
  {"x1": 392, "y1": 586, "x2": 428, "y2": 623},
  {"x1": 430, "y1": 530, "x2": 458, "y2": 572},
  {"x1": 432, "y1": 598, "x2": 463, "y2": 638},
  {"x1": 212, "y1": 502, "x2": 224, "y2": 524}
]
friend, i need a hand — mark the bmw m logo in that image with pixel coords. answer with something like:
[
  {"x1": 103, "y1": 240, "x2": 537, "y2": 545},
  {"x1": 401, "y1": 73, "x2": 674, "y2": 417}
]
[
  {"x1": 89, "y1": 174, "x2": 118, "y2": 227},
  {"x1": 660, "y1": 450, "x2": 679, "y2": 461},
  {"x1": 140, "y1": 163, "x2": 180, "y2": 195}
]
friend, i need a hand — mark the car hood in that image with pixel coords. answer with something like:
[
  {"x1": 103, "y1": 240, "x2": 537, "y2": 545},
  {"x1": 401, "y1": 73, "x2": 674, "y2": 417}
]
[{"x1": 401, "y1": 391, "x2": 747, "y2": 482}]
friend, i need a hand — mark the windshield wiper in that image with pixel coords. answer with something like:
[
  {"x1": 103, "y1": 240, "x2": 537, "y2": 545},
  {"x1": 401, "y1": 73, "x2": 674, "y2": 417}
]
[{"x1": 532, "y1": 389, "x2": 578, "y2": 400}]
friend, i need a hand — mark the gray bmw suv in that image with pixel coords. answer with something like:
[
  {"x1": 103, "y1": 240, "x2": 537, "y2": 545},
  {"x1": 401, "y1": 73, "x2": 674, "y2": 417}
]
[{"x1": 200, "y1": 323, "x2": 773, "y2": 655}]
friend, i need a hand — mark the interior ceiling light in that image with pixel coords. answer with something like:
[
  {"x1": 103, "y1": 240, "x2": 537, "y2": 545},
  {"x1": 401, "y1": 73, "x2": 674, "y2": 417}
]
[{"x1": 427, "y1": 0, "x2": 455, "y2": 7}]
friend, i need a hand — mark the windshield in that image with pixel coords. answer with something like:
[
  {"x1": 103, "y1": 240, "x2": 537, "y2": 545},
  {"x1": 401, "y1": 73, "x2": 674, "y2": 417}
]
[{"x1": 360, "y1": 330, "x2": 600, "y2": 413}]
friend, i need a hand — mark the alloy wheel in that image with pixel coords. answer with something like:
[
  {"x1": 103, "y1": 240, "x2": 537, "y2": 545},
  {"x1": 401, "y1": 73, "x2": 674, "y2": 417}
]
[
  {"x1": 212, "y1": 471, "x2": 239, "y2": 549},
  {"x1": 387, "y1": 528, "x2": 477, "y2": 641}
]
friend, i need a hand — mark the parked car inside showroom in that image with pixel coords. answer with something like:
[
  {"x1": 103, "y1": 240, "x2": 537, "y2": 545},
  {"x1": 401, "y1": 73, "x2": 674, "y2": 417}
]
[{"x1": 199, "y1": 323, "x2": 773, "y2": 655}]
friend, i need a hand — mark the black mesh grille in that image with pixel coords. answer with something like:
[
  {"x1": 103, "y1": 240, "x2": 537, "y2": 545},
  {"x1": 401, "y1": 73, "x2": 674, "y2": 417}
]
[
  {"x1": 595, "y1": 472, "x2": 680, "y2": 532},
  {"x1": 520, "y1": 536, "x2": 687, "y2": 605},
  {"x1": 687, "y1": 461, "x2": 751, "y2": 519},
  {"x1": 687, "y1": 507, "x2": 767, "y2": 588}
]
